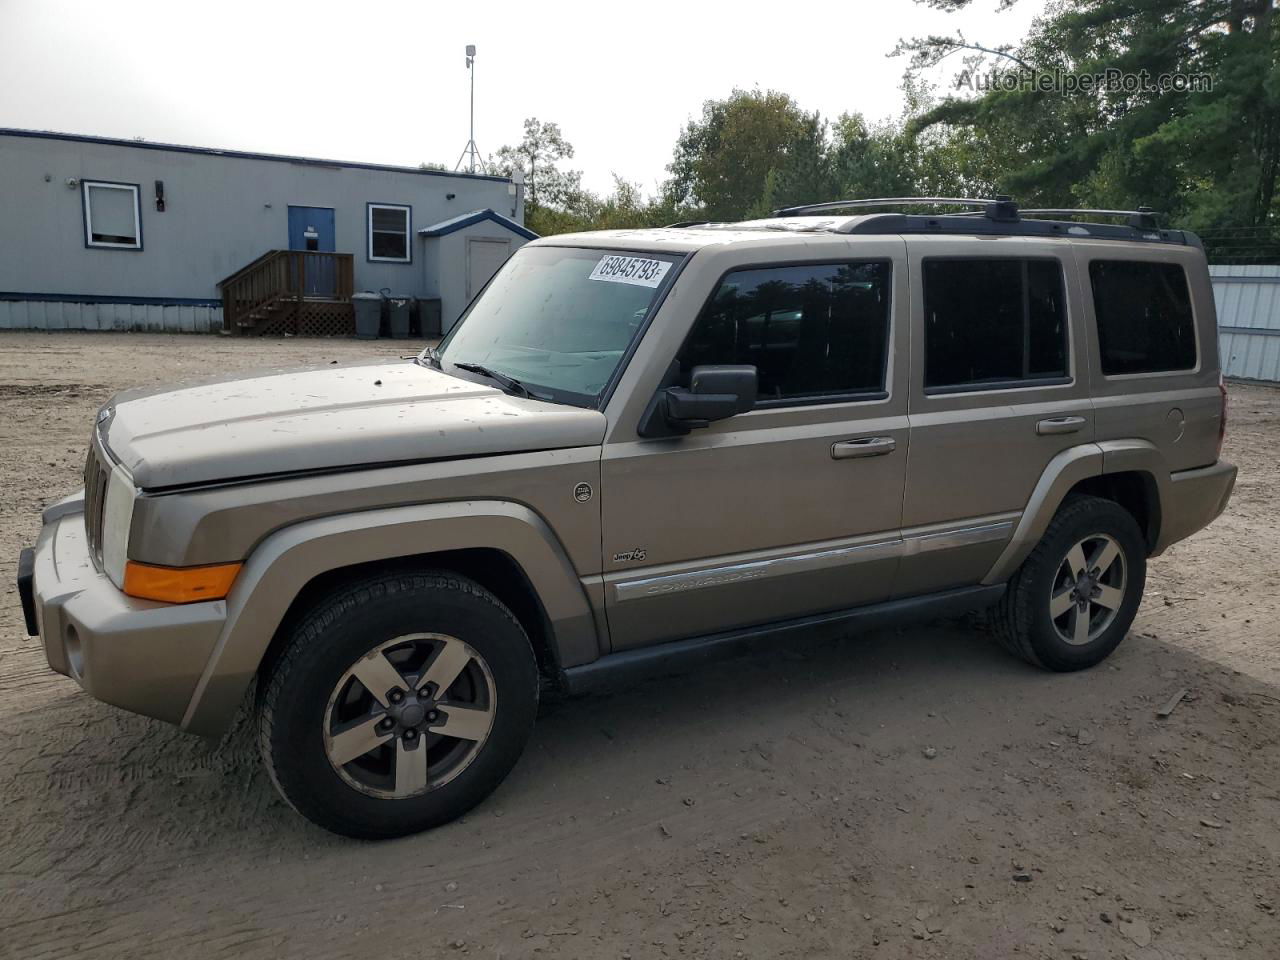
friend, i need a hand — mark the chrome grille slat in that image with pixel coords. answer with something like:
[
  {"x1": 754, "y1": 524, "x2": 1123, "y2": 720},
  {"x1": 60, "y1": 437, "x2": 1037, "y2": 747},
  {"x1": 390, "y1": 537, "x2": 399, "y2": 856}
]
[{"x1": 83, "y1": 441, "x2": 109, "y2": 566}]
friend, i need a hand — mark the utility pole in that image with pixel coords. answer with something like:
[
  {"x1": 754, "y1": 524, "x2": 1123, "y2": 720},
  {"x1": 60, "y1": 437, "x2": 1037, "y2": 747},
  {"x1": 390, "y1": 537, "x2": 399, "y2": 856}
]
[{"x1": 455, "y1": 44, "x2": 486, "y2": 174}]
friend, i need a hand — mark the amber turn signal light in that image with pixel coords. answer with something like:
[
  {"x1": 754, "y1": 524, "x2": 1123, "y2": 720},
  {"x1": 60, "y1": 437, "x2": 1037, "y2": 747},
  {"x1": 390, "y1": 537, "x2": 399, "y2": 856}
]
[{"x1": 122, "y1": 561, "x2": 242, "y2": 604}]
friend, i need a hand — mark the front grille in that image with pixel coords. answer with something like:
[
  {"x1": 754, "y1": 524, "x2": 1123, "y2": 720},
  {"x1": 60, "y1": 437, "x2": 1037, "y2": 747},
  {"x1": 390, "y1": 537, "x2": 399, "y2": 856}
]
[{"x1": 83, "y1": 441, "x2": 110, "y2": 566}]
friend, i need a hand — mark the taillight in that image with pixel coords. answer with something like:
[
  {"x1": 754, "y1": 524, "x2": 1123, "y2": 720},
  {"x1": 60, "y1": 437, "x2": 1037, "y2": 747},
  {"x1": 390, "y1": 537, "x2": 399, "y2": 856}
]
[{"x1": 1216, "y1": 373, "x2": 1228, "y2": 460}]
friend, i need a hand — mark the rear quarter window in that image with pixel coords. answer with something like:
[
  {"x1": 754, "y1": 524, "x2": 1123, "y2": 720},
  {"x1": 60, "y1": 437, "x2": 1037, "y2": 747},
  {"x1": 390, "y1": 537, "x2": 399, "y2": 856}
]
[{"x1": 1089, "y1": 260, "x2": 1197, "y2": 375}]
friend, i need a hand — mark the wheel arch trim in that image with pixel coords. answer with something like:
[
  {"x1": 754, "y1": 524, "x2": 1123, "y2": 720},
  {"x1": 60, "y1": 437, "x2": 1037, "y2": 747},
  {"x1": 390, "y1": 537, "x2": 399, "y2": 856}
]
[
  {"x1": 180, "y1": 500, "x2": 598, "y2": 737},
  {"x1": 981, "y1": 440, "x2": 1173, "y2": 585}
]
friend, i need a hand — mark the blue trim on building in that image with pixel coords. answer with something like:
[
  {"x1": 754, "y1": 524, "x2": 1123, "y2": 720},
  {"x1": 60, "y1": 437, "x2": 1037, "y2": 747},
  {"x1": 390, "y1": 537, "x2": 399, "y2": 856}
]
[
  {"x1": 418, "y1": 208, "x2": 538, "y2": 241},
  {"x1": 1, "y1": 127, "x2": 511, "y2": 184},
  {"x1": 0, "y1": 291, "x2": 222, "y2": 307}
]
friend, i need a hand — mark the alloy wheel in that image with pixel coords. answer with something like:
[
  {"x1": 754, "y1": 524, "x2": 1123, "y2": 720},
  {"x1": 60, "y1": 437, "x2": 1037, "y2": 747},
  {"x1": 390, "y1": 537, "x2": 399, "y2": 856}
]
[
  {"x1": 1048, "y1": 533, "x2": 1127, "y2": 646},
  {"x1": 322, "y1": 633, "x2": 496, "y2": 799}
]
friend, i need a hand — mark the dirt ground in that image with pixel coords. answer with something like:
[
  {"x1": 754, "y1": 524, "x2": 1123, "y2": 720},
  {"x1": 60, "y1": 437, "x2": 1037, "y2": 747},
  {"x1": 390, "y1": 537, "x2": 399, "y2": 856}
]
[{"x1": 1, "y1": 330, "x2": 1278, "y2": 960}]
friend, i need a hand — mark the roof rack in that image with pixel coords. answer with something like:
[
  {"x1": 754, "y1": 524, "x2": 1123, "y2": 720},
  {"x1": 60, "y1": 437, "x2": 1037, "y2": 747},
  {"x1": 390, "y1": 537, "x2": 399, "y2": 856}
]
[
  {"x1": 773, "y1": 196, "x2": 1020, "y2": 222},
  {"x1": 663, "y1": 197, "x2": 1193, "y2": 246},
  {"x1": 1020, "y1": 207, "x2": 1161, "y2": 231}
]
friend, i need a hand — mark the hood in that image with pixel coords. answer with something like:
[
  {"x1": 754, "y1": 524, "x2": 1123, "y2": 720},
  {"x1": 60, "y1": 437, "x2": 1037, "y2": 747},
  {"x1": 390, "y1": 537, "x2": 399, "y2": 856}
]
[{"x1": 101, "y1": 361, "x2": 607, "y2": 489}]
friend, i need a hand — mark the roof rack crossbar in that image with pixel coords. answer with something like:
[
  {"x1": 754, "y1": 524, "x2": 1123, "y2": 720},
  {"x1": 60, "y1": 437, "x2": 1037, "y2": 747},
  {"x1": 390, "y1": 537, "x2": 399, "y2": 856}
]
[
  {"x1": 774, "y1": 196, "x2": 1020, "y2": 223},
  {"x1": 1019, "y1": 207, "x2": 1162, "y2": 230}
]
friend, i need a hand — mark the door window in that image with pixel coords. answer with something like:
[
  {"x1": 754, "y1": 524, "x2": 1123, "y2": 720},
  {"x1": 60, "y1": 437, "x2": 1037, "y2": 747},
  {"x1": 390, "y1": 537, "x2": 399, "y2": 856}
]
[
  {"x1": 1089, "y1": 260, "x2": 1196, "y2": 375},
  {"x1": 678, "y1": 261, "x2": 892, "y2": 405},
  {"x1": 922, "y1": 258, "x2": 1068, "y2": 392}
]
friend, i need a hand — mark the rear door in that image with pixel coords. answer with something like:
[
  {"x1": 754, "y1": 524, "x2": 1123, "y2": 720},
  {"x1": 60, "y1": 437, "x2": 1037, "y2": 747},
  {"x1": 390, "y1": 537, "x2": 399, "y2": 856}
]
[
  {"x1": 897, "y1": 237, "x2": 1094, "y2": 597},
  {"x1": 599, "y1": 241, "x2": 911, "y2": 650}
]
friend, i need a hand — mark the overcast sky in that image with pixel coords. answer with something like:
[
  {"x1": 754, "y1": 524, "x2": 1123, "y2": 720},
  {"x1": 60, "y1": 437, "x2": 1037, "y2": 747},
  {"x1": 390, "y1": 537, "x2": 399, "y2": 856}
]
[{"x1": 0, "y1": 0, "x2": 1044, "y2": 195}]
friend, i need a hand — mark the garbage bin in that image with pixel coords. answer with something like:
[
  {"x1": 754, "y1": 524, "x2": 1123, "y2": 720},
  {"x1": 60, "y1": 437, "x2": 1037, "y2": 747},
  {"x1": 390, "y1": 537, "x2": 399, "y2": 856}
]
[
  {"x1": 387, "y1": 296, "x2": 412, "y2": 340},
  {"x1": 352, "y1": 292, "x2": 382, "y2": 340},
  {"x1": 418, "y1": 298, "x2": 442, "y2": 337}
]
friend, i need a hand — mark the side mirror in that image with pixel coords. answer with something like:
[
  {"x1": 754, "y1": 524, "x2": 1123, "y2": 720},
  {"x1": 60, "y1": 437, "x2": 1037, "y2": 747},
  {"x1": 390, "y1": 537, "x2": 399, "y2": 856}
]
[{"x1": 664, "y1": 365, "x2": 758, "y2": 428}]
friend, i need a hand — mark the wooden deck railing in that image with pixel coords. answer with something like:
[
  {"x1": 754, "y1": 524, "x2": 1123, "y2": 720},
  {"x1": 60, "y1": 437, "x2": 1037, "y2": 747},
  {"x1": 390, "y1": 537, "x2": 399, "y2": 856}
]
[{"x1": 218, "y1": 250, "x2": 354, "y2": 333}]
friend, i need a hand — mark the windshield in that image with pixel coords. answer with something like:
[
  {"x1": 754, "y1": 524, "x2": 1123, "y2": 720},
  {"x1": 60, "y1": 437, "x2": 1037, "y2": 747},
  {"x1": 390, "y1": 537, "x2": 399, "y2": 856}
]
[{"x1": 438, "y1": 245, "x2": 683, "y2": 406}]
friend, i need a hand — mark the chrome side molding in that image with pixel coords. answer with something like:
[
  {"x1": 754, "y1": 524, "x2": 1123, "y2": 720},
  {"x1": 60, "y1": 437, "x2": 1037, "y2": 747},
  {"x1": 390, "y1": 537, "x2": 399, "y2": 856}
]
[{"x1": 611, "y1": 516, "x2": 1016, "y2": 603}]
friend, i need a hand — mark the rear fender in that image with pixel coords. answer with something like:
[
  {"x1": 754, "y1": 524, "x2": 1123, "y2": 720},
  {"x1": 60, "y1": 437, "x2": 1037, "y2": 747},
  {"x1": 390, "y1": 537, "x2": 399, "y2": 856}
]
[{"x1": 982, "y1": 440, "x2": 1172, "y2": 584}]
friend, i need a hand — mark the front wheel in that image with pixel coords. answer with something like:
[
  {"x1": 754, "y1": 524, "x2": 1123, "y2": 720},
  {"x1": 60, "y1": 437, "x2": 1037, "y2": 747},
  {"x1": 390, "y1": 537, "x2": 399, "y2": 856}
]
[
  {"x1": 257, "y1": 569, "x2": 539, "y2": 839},
  {"x1": 991, "y1": 495, "x2": 1147, "y2": 671}
]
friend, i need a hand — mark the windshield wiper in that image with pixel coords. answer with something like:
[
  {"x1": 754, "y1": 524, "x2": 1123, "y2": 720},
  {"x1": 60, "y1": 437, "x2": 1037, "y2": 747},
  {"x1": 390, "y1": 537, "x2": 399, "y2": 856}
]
[
  {"x1": 414, "y1": 346, "x2": 441, "y2": 369},
  {"x1": 451, "y1": 361, "x2": 533, "y2": 399}
]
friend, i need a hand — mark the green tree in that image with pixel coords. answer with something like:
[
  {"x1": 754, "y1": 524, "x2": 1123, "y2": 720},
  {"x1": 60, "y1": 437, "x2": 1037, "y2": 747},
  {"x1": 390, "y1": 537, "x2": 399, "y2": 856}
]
[
  {"x1": 491, "y1": 118, "x2": 583, "y2": 210},
  {"x1": 829, "y1": 113, "x2": 919, "y2": 199},
  {"x1": 664, "y1": 89, "x2": 834, "y2": 220},
  {"x1": 897, "y1": 0, "x2": 1280, "y2": 234}
]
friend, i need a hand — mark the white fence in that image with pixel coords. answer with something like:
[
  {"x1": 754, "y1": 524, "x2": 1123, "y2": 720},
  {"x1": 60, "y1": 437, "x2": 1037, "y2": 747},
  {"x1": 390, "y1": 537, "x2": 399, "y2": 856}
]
[
  {"x1": 0, "y1": 299, "x2": 221, "y2": 333},
  {"x1": 1211, "y1": 265, "x2": 1280, "y2": 383}
]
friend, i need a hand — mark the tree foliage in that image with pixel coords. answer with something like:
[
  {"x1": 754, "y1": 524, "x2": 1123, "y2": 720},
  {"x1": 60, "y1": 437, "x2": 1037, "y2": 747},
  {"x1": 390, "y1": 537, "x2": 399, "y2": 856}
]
[
  {"x1": 664, "y1": 89, "x2": 834, "y2": 219},
  {"x1": 899, "y1": 0, "x2": 1280, "y2": 233},
  {"x1": 498, "y1": 2, "x2": 1280, "y2": 254},
  {"x1": 490, "y1": 118, "x2": 583, "y2": 210}
]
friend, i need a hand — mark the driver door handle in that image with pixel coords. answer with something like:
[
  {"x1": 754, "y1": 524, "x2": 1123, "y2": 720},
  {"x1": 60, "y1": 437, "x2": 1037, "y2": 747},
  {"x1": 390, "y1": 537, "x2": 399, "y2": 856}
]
[
  {"x1": 832, "y1": 437, "x2": 897, "y2": 460},
  {"x1": 1036, "y1": 416, "x2": 1086, "y2": 436}
]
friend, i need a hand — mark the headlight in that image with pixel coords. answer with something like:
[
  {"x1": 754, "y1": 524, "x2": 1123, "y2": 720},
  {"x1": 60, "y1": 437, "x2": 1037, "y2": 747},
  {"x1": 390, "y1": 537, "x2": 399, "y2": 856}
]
[{"x1": 101, "y1": 464, "x2": 135, "y2": 588}]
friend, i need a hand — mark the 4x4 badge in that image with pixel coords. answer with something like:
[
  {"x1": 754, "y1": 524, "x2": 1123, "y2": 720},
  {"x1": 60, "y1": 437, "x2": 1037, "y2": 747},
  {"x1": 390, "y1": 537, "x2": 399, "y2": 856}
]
[{"x1": 573, "y1": 482, "x2": 593, "y2": 503}]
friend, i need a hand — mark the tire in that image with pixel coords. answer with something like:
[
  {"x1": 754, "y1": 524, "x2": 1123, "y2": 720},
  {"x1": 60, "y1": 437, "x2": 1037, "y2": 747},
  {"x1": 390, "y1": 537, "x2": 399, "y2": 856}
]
[
  {"x1": 257, "y1": 569, "x2": 539, "y2": 839},
  {"x1": 990, "y1": 495, "x2": 1147, "y2": 671}
]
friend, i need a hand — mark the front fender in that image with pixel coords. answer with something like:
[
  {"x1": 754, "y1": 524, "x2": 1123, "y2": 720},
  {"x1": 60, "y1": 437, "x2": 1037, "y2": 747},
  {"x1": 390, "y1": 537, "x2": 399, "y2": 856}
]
[{"x1": 180, "y1": 500, "x2": 598, "y2": 737}]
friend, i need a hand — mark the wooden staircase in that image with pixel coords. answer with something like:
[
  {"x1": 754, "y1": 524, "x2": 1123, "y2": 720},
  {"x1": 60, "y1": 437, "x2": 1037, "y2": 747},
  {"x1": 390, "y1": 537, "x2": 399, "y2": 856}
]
[{"x1": 218, "y1": 250, "x2": 355, "y2": 336}]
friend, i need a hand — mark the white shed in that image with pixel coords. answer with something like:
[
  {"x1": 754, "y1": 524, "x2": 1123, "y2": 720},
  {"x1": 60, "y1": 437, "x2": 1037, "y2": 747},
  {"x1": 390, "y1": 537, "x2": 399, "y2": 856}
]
[{"x1": 419, "y1": 209, "x2": 537, "y2": 334}]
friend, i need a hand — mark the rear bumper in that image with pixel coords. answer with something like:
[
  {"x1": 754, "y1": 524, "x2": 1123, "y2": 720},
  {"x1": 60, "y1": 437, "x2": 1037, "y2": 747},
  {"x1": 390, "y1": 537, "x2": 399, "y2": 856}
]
[
  {"x1": 25, "y1": 510, "x2": 226, "y2": 728},
  {"x1": 1153, "y1": 459, "x2": 1237, "y2": 554}
]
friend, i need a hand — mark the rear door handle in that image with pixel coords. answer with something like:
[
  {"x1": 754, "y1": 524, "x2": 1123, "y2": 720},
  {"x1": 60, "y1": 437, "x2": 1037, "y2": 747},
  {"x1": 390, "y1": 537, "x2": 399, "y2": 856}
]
[
  {"x1": 1036, "y1": 416, "x2": 1086, "y2": 436},
  {"x1": 832, "y1": 437, "x2": 897, "y2": 460}
]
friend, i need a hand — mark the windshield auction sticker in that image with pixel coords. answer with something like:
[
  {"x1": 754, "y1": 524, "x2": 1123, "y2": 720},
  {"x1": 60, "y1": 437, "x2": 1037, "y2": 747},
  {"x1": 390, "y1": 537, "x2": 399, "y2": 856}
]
[{"x1": 588, "y1": 255, "x2": 671, "y2": 288}]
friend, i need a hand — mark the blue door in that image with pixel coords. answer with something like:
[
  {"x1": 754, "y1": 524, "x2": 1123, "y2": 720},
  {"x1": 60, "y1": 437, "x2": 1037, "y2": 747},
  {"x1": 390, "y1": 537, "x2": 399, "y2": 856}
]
[{"x1": 287, "y1": 206, "x2": 336, "y2": 297}]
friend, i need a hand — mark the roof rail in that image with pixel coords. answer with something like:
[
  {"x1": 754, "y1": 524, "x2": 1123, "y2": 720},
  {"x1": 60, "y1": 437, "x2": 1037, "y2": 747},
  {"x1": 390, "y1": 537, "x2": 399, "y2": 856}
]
[
  {"x1": 773, "y1": 196, "x2": 1020, "y2": 222},
  {"x1": 1019, "y1": 207, "x2": 1161, "y2": 231}
]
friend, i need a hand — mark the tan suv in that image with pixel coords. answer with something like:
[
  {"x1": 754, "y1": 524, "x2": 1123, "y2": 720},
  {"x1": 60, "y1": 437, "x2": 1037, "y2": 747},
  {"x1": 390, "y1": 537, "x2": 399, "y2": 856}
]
[{"x1": 17, "y1": 197, "x2": 1236, "y2": 838}]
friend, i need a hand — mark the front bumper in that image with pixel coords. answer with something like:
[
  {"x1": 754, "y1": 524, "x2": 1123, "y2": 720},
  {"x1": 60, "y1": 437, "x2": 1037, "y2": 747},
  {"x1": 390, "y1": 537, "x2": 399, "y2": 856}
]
[{"x1": 23, "y1": 510, "x2": 226, "y2": 728}]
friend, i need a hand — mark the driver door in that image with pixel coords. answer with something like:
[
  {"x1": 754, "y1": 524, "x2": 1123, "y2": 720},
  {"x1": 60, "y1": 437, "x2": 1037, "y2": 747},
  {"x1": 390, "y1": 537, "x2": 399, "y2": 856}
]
[{"x1": 600, "y1": 246, "x2": 910, "y2": 650}]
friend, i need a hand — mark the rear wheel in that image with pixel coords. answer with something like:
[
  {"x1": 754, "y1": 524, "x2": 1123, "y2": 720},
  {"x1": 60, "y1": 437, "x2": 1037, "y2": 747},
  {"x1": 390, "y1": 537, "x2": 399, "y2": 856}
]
[
  {"x1": 991, "y1": 495, "x2": 1147, "y2": 671},
  {"x1": 258, "y1": 569, "x2": 538, "y2": 839}
]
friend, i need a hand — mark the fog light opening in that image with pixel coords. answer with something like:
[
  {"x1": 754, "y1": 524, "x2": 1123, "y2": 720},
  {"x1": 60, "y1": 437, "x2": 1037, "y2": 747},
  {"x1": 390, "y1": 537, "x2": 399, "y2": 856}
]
[{"x1": 64, "y1": 624, "x2": 84, "y2": 680}]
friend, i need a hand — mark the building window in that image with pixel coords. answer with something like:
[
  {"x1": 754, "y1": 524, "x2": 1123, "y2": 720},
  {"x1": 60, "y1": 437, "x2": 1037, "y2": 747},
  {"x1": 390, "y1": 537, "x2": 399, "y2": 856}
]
[
  {"x1": 678, "y1": 261, "x2": 892, "y2": 405},
  {"x1": 1089, "y1": 260, "x2": 1197, "y2": 375},
  {"x1": 368, "y1": 203, "x2": 411, "y2": 263},
  {"x1": 923, "y1": 258, "x2": 1068, "y2": 392},
  {"x1": 83, "y1": 181, "x2": 141, "y2": 250}
]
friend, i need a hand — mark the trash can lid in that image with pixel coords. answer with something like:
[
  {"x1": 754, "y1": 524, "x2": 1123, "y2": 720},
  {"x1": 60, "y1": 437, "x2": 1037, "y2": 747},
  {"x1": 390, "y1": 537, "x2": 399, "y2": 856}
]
[{"x1": 351, "y1": 291, "x2": 383, "y2": 300}]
